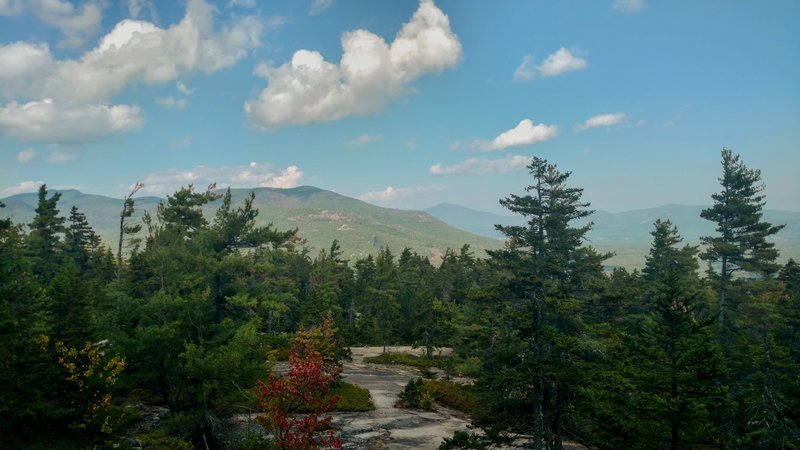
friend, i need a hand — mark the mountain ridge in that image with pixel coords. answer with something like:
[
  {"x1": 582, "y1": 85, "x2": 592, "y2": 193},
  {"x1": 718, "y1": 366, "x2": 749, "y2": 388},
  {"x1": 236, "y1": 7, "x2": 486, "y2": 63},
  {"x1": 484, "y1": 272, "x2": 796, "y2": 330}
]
[
  {"x1": 0, "y1": 186, "x2": 504, "y2": 262},
  {"x1": 425, "y1": 202, "x2": 800, "y2": 268}
]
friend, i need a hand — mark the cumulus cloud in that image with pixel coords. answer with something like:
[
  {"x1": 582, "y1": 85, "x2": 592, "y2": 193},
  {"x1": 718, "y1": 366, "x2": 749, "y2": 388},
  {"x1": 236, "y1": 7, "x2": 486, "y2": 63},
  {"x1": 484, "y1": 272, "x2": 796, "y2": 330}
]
[
  {"x1": 309, "y1": 0, "x2": 332, "y2": 15},
  {"x1": 0, "y1": 0, "x2": 264, "y2": 144},
  {"x1": 156, "y1": 96, "x2": 187, "y2": 109},
  {"x1": 345, "y1": 133, "x2": 383, "y2": 147},
  {"x1": 513, "y1": 48, "x2": 587, "y2": 82},
  {"x1": 1, "y1": 180, "x2": 45, "y2": 196},
  {"x1": 140, "y1": 162, "x2": 304, "y2": 196},
  {"x1": 575, "y1": 112, "x2": 626, "y2": 131},
  {"x1": 16, "y1": 148, "x2": 37, "y2": 164},
  {"x1": 245, "y1": 0, "x2": 462, "y2": 128},
  {"x1": 0, "y1": 99, "x2": 143, "y2": 143},
  {"x1": 430, "y1": 154, "x2": 530, "y2": 176},
  {"x1": 451, "y1": 119, "x2": 558, "y2": 152},
  {"x1": 0, "y1": 0, "x2": 104, "y2": 49},
  {"x1": 612, "y1": 0, "x2": 645, "y2": 13},
  {"x1": 359, "y1": 185, "x2": 444, "y2": 203}
]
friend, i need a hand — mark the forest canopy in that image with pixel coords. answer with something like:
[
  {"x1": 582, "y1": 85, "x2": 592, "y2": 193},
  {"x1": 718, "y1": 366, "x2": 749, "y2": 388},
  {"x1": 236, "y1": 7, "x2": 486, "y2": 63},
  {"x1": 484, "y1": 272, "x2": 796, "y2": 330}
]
[{"x1": 1, "y1": 150, "x2": 797, "y2": 449}]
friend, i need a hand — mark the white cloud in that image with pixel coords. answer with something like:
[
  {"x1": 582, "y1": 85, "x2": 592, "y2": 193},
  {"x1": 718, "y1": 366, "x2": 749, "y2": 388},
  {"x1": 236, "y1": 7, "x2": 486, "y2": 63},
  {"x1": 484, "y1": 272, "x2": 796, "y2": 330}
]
[
  {"x1": 245, "y1": 0, "x2": 462, "y2": 128},
  {"x1": 1, "y1": 180, "x2": 44, "y2": 196},
  {"x1": 0, "y1": 42, "x2": 54, "y2": 100},
  {"x1": 575, "y1": 112, "x2": 626, "y2": 131},
  {"x1": 514, "y1": 48, "x2": 587, "y2": 82},
  {"x1": 46, "y1": 149, "x2": 76, "y2": 163},
  {"x1": 0, "y1": 0, "x2": 264, "y2": 144},
  {"x1": 358, "y1": 185, "x2": 445, "y2": 203},
  {"x1": 345, "y1": 133, "x2": 383, "y2": 147},
  {"x1": 430, "y1": 154, "x2": 531, "y2": 176},
  {"x1": 451, "y1": 119, "x2": 558, "y2": 152},
  {"x1": 156, "y1": 96, "x2": 187, "y2": 109},
  {"x1": 612, "y1": 0, "x2": 645, "y2": 13},
  {"x1": 140, "y1": 162, "x2": 304, "y2": 196},
  {"x1": 0, "y1": 99, "x2": 143, "y2": 143},
  {"x1": 513, "y1": 55, "x2": 536, "y2": 82},
  {"x1": 176, "y1": 81, "x2": 193, "y2": 95},
  {"x1": 16, "y1": 148, "x2": 37, "y2": 163},
  {"x1": 309, "y1": 0, "x2": 332, "y2": 15},
  {"x1": 0, "y1": 0, "x2": 104, "y2": 49},
  {"x1": 539, "y1": 48, "x2": 588, "y2": 77}
]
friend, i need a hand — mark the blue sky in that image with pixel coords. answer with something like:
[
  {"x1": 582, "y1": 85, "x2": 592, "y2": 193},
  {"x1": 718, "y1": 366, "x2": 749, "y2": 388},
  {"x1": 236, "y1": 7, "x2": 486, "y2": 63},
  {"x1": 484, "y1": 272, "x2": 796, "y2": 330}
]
[{"x1": 1, "y1": 0, "x2": 798, "y2": 213}]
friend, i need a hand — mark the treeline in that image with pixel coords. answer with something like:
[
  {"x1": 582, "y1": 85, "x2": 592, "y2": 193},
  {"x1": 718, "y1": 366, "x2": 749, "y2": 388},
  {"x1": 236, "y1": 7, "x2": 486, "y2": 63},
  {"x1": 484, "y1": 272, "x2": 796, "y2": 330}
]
[{"x1": 0, "y1": 149, "x2": 798, "y2": 449}]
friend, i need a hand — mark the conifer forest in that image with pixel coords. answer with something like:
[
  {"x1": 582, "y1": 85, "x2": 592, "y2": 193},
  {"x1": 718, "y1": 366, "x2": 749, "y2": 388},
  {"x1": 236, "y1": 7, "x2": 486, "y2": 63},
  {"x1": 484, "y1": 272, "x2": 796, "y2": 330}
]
[{"x1": 1, "y1": 149, "x2": 798, "y2": 450}]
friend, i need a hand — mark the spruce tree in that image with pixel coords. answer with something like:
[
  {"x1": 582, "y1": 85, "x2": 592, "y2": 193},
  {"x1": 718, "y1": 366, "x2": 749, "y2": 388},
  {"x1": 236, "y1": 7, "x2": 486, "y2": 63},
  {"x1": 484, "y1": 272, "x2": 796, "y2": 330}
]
[
  {"x1": 481, "y1": 157, "x2": 607, "y2": 449},
  {"x1": 635, "y1": 220, "x2": 721, "y2": 450},
  {"x1": 63, "y1": 206, "x2": 101, "y2": 269},
  {"x1": 700, "y1": 149, "x2": 784, "y2": 322},
  {"x1": 26, "y1": 184, "x2": 65, "y2": 282}
]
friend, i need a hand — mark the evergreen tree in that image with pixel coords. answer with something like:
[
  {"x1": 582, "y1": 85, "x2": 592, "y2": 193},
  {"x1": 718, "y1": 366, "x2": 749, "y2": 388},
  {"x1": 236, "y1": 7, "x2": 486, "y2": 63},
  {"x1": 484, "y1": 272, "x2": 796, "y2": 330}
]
[
  {"x1": 480, "y1": 157, "x2": 607, "y2": 449},
  {"x1": 633, "y1": 220, "x2": 721, "y2": 449},
  {"x1": 0, "y1": 200, "x2": 10, "y2": 231},
  {"x1": 26, "y1": 184, "x2": 65, "y2": 282},
  {"x1": 700, "y1": 149, "x2": 784, "y2": 323},
  {"x1": 63, "y1": 206, "x2": 101, "y2": 269}
]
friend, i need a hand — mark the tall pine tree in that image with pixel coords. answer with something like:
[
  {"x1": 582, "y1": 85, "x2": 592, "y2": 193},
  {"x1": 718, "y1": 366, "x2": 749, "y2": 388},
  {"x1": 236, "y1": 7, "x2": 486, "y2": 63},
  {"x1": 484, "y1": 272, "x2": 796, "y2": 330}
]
[
  {"x1": 700, "y1": 149, "x2": 784, "y2": 323},
  {"x1": 480, "y1": 157, "x2": 607, "y2": 450}
]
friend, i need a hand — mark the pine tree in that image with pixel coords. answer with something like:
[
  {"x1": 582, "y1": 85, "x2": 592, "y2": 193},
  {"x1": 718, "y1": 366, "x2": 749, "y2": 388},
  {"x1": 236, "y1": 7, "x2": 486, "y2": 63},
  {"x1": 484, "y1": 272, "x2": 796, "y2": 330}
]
[
  {"x1": 634, "y1": 220, "x2": 721, "y2": 450},
  {"x1": 481, "y1": 157, "x2": 607, "y2": 449},
  {"x1": 700, "y1": 149, "x2": 784, "y2": 322},
  {"x1": 26, "y1": 184, "x2": 66, "y2": 281},
  {"x1": 64, "y1": 206, "x2": 101, "y2": 269}
]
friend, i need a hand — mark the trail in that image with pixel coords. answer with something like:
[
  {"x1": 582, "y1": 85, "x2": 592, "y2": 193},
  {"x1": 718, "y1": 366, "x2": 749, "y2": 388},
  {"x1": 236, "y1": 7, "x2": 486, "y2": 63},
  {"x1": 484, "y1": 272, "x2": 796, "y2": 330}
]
[{"x1": 333, "y1": 346, "x2": 469, "y2": 450}]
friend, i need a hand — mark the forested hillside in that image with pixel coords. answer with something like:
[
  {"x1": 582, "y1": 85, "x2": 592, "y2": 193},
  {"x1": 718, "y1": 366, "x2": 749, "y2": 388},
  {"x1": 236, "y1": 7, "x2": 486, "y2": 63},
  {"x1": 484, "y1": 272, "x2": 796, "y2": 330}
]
[
  {"x1": 1, "y1": 186, "x2": 503, "y2": 262},
  {"x1": 1, "y1": 150, "x2": 798, "y2": 449}
]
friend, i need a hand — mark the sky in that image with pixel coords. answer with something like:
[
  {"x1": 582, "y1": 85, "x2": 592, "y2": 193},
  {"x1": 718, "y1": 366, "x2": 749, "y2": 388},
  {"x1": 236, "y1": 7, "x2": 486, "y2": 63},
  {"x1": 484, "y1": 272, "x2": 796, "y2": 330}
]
[{"x1": 0, "y1": 0, "x2": 798, "y2": 214}]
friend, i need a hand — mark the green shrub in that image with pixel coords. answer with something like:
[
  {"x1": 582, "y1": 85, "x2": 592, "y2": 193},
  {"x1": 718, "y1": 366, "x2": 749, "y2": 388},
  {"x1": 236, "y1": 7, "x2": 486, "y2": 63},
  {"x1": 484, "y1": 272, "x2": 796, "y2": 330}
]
[
  {"x1": 438, "y1": 430, "x2": 493, "y2": 449},
  {"x1": 139, "y1": 431, "x2": 193, "y2": 450},
  {"x1": 398, "y1": 378, "x2": 436, "y2": 411},
  {"x1": 330, "y1": 381, "x2": 375, "y2": 411},
  {"x1": 423, "y1": 379, "x2": 480, "y2": 415}
]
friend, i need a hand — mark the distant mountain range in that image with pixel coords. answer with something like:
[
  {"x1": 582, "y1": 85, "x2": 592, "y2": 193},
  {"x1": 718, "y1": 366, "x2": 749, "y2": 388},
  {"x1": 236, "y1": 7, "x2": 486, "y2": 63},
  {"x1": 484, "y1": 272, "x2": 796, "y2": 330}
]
[
  {"x1": 0, "y1": 186, "x2": 504, "y2": 262},
  {"x1": 3, "y1": 187, "x2": 797, "y2": 269},
  {"x1": 425, "y1": 203, "x2": 800, "y2": 269}
]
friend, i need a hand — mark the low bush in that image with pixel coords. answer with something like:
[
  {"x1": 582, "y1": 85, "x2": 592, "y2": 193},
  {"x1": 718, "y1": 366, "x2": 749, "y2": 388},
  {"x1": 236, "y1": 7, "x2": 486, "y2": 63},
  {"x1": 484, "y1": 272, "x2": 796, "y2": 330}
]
[
  {"x1": 139, "y1": 431, "x2": 193, "y2": 450},
  {"x1": 397, "y1": 378, "x2": 436, "y2": 411},
  {"x1": 423, "y1": 379, "x2": 480, "y2": 415},
  {"x1": 330, "y1": 381, "x2": 374, "y2": 411}
]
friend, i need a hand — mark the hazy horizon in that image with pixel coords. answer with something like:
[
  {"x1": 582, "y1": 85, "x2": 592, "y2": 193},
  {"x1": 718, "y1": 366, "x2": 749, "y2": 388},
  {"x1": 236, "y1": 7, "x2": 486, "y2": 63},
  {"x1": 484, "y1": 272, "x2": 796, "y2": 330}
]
[{"x1": 2, "y1": 185, "x2": 799, "y2": 216}]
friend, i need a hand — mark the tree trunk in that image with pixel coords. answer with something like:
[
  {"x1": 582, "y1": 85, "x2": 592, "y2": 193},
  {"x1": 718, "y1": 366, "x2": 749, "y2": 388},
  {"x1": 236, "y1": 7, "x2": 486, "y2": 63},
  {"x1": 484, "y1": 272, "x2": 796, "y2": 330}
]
[{"x1": 533, "y1": 374, "x2": 543, "y2": 450}]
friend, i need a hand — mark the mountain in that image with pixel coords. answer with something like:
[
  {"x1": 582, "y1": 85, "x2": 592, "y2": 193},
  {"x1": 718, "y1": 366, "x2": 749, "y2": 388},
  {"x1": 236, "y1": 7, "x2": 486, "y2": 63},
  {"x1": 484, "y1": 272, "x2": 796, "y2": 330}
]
[
  {"x1": 424, "y1": 202, "x2": 525, "y2": 240},
  {"x1": 0, "y1": 186, "x2": 504, "y2": 262},
  {"x1": 425, "y1": 202, "x2": 800, "y2": 269}
]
